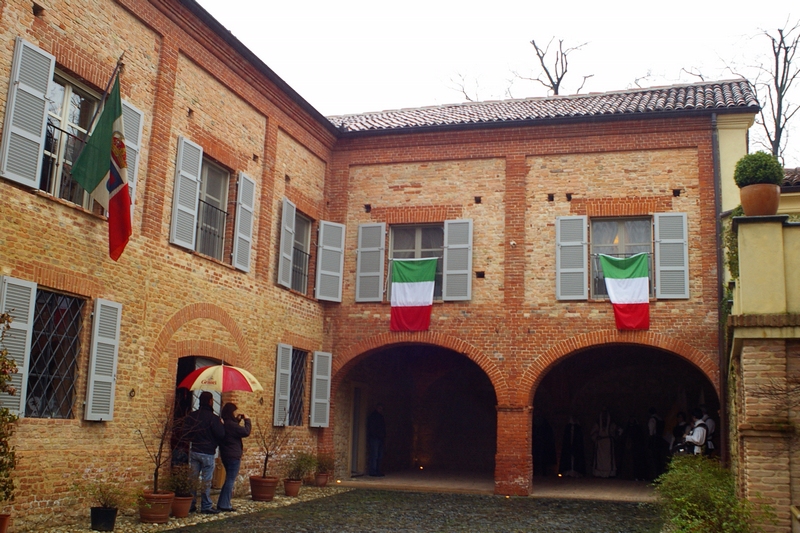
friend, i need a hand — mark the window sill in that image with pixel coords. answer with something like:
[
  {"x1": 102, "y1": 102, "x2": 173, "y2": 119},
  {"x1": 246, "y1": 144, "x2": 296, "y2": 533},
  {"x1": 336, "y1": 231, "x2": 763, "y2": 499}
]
[{"x1": 33, "y1": 190, "x2": 106, "y2": 220}]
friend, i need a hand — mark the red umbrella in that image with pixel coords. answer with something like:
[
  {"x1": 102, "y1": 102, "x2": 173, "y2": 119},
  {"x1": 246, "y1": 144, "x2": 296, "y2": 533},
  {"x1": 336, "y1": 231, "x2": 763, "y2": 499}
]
[{"x1": 177, "y1": 364, "x2": 263, "y2": 393}]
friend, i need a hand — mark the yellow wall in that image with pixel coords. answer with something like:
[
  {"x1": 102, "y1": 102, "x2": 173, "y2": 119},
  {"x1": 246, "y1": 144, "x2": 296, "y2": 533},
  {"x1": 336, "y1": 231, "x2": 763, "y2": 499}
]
[{"x1": 717, "y1": 114, "x2": 755, "y2": 213}]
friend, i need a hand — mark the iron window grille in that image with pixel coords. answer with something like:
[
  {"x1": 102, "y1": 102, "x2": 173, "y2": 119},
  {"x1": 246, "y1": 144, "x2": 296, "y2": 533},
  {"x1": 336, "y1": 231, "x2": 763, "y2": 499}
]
[
  {"x1": 196, "y1": 199, "x2": 228, "y2": 260},
  {"x1": 26, "y1": 290, "x2": 85, "y2": 419},
  {"x1": 289, "y1": 349, "x2": 307, "y2": 426}
]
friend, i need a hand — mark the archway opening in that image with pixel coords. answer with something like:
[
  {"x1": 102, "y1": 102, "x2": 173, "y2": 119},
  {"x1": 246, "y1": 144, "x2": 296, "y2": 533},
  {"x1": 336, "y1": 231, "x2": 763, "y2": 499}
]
[
  {"x1": 532, "y1": 344, "x2": 719, "y2": 482},
  {"x1": 338, "y1": 344, "x2": 497, "y2": 476}
]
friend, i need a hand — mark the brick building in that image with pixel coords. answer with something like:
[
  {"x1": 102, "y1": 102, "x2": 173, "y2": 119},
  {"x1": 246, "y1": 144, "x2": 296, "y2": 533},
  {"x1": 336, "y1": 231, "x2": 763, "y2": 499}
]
[{"x1": 0, "y1": 0, "x2": 758, "y2": 528}]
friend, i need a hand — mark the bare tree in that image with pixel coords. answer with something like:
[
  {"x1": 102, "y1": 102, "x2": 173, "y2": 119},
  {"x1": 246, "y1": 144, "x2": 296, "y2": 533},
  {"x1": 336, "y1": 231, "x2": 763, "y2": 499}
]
[
  {"x1": 753, "y1": 20, "x2": 800, "y2": 162},
  {"x1": 516, "y1": 38, "x2": 593, "y2": 96}
]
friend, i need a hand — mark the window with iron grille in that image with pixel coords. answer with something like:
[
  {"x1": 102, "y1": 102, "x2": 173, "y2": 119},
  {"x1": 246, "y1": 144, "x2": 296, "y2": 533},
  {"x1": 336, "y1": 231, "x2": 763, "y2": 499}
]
[
  {"x1": 288, "y1": 349, "x2": 307, "y2": 426},
  {"x1": 291, "y1": 214, "x2": 312, "y2": 293},
  {"x1": 196, "y1": 159, "x2": 229, "y2": 261},
  {"x1": 26, "y1": 289, "x2": 85, "y2": 419},
  {"x1": 40, "y1": 73, "x2": 99, "y2": 209},
  {"x1": 590, "y1": 217, "x2": 653, "y2": 299}
]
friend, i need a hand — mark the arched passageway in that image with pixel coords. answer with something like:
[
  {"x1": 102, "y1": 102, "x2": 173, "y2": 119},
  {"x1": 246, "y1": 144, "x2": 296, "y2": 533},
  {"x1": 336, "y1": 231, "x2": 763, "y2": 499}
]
[
  {"x1": 336, "y1": 344, "x2": 497, "y2": 476},
  {"x1": 532, "y1": 345, "x2": 719, "y2": 482}
]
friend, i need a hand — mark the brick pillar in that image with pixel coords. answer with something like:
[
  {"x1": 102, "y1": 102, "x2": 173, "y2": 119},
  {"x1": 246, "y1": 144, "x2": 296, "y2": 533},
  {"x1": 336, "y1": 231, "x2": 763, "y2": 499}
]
[{"x1": 494, "y1": 405, "x2": 532, "y2": 495}]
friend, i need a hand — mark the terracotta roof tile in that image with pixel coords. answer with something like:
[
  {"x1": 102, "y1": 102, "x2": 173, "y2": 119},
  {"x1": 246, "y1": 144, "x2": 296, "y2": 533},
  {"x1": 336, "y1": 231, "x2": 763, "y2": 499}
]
[
  {"x1": 328, "y1": 80, "x2": 759, "y2": 133},
  {"x1": 785, "y1": 168, "x2": 800, "y2": 187}
]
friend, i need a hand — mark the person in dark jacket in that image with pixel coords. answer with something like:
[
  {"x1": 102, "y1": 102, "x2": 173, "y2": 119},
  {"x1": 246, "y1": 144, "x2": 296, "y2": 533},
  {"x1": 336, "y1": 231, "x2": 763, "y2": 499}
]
[
  {"x1": 217, "y1": 402, "x2": 251, "y2": 512},
  {"x1": 367, "y1": 404, "x2": 386, "y2": 477},
  {"x1": 184, "y1": 391, "x2": 225, "y2": 513}
]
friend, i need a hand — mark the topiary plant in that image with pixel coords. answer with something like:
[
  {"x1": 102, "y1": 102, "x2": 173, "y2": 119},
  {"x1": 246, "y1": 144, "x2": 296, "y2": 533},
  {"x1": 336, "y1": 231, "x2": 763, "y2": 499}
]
[{"x1": 733, "y1": 152, "x2": 785, "y2": 188}]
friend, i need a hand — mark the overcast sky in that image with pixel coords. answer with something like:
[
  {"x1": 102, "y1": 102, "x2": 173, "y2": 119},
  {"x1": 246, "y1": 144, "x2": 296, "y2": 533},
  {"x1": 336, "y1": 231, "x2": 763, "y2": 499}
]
[{"x1": 196, "y1": 0, "x2": 798, "y2": 166}]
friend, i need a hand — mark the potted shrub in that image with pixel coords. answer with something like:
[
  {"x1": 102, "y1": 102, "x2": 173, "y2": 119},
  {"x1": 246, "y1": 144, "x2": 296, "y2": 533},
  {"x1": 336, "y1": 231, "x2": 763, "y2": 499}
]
[
  {"x1": 283, "y1": 452, "x2": 317, "y2": 497},
  {"x1": 733, "y1": 151, "x2": 785, "y2": 216},
  {"x1": 165, "y1": 464, "x2": 204, "y2": 518},
  {"x1": 135, "y1": 400, "x2": 180, "y2": 523},
  {"x1": 77, "y1": 479, "x2": 132, "y2": 532},
  {"x1": 0, "y1": 313, "x2": 18, "y2": 533},
  {"x1": 315, "y1": 453, "x2": 334, "y2": 487},
  {"x1": 249, "y1": 417, "x2": 289, "y2": 502}
]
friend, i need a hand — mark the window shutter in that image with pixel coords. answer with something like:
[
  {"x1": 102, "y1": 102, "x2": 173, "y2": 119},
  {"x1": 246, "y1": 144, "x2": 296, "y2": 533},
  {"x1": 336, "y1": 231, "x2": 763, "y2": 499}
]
[
  {"x1": 443, "y1": 219, "x2": 473, "y2": 301},
  {"x1": 309, "y1": 351, "x2": 332, "y2": 428},
  {"x1": 556, "y1": 216, "x2": 588, "y2": 300},
  {"x1": 355, "y1": 223, "x2": 385, "y2": 302},
  {"x1": 316, "y1": 221, "x2": 345, "y2": 302},
  {"x1": 0, "y1": 38, "x2": 55, "y2": 188},
  {"x1": 273, "y1": 343, "x2": 292, "y2": 426},
  {"x1": 121, "y1": 99, "x2": 144, "y2": 220},
  {"x1": 655, "y1": 213, "x2": 689, "y2": 299},
  {"x1": 232, "y1": 172, "x2": 256, "y2": 272},
  {"x1": 277, "y1": 198, "x2": 296, "y2": 288},
  {"x1": 169, "y1": 136, "x2": 202, "y2": 249},
  {"x1": 84, "y1": 299, "x2": 122, "y2": 421},
  {"x1": 0, "y1": 276, "x2": 36, "y2": 417}
]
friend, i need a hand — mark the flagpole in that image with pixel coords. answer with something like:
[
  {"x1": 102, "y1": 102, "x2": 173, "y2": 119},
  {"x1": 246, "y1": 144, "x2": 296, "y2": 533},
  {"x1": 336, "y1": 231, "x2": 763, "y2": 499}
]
[{"x1": 86, "y1": 53, "x2": 125, "y2": 135}]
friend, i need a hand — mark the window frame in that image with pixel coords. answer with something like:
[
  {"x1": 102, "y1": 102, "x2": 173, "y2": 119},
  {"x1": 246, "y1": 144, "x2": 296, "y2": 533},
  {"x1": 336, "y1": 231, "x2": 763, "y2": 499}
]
[
  {"x1": 389, "y1": 224, "x2": 445, "y2": 301},
  {"x1": 589, "y1": 217, "x2": 654, "y2": 300},
  {"x1": 195, "y1": 157, "x2": 230, "y2": 261}
]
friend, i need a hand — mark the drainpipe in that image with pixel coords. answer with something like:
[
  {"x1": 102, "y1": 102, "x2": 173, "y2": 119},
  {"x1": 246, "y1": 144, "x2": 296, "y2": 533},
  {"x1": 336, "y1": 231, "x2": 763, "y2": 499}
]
[{"x1": 711, "y1": 112, "x2": 728, "y2": 465}]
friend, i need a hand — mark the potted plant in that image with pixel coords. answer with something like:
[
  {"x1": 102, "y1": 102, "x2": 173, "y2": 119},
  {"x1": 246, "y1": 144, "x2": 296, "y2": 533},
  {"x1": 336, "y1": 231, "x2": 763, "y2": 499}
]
[
  {"x1": 165, "y1": 464, "x2": 204, "y2": 518},
  {"x1": 283, "y1": 452, "x2": 317, "y2": 497},
  {"x1": 733, "y1": 151, "x2": 785, "y2": 216},
  {"x1": 249, "y1": 417, "x2": 289, "y2": 502},
  {"x1": 0, "y1": 313, "x2": 18, "y2": 533},
  {"x1": 315, "y1": 453, "x2": 334, "y2": 487},
  {"x1": 135, "y1": 400, "x2": 180, "y2": 523},
  {"x1": 77, "y1": 479, "x2": 132, "y2": 532}
]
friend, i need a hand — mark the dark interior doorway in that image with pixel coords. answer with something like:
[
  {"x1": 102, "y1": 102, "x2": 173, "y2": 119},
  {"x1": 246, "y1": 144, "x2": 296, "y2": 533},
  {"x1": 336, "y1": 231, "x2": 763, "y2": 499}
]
[
  {"x1": 343, "y1": 345, "x2": 497, "y2": 475},
  {"x1": 532, "y1": 345, "x2": 719, "y2": 481}
]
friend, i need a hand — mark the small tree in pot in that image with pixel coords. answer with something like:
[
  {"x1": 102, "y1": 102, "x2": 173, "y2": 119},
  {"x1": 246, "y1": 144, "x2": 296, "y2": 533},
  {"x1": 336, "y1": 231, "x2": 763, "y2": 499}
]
[
  {"x1": 315, "y1": 453, "x2": 334, "y2": 487},
  {"x1": 249, "y1": 416, "x2": 290, "y2": 501},
  {"x1": 165, "y1": 464, "x2": 205, "y2": 518},
  {"x1": 283, "y1": 452, "x2": 317, "y2": 497},
  {"x1": 734, "y1": 151, "x2": 785, "y2": 216}
]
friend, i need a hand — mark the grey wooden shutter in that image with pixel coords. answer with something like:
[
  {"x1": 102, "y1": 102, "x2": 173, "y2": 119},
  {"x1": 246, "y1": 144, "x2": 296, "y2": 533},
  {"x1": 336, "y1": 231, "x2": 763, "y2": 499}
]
[
  {"x1": 316, "y1": 221, "x2": 345, "y2": 302},
  {"x1": 0, "y1": 38, "x2": 55, "y2": 187},
  {"x1": 655, "y1": 213, "x2": 689, "y2": 299},
  {"x1": 84, "y1": 298, "x2": 122, "y2": 421},
  {"x1": 0, "y1": 276, "x2": 36, "y2": 416},
  {"x1": 556, "y1": 216, "x2": 588, "y2": 300},
  {"x1": 169, "y1": 136, "x2": 202, "y2": 250},
  {"x1": 121, "y1": 99, "x2": 144, "y2": 219},
  {"x1": 277, "y1": 198, "x2": 296, "y2": 288},
  {"x1": 443, "y1": 219, "x2": 473, "y2": 301},
  {"x1": 356, "y1": 223, "x2": 385, "y2": 302},
  {"x1": 233, "y1": 172, "x2": 256, "y2": 272},
  {"x1": 273, "y1": 343, "x2": 292, "y2": 426},
  {"x1": 309, "y1": 351, "x2": 331, "y2": 428}
]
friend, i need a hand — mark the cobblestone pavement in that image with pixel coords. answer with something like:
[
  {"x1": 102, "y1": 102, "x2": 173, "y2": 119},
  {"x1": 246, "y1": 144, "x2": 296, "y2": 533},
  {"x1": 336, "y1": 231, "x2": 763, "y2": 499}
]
[{"x1": 36, "y1": 487, "x2": 662, "y2": 533}]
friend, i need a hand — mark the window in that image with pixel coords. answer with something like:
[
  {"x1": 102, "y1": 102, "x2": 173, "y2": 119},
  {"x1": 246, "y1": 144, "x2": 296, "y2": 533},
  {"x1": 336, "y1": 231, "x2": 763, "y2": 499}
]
[
  {"x1": 273, "y1": 344, "x2": 331, "y2": 427},
  {"x1": 169, "y1": 137, "x2": 256, "y2": 271},
  {"x1": 277, "y1": 197, "x2": 345, "y2": 301},
  {"x1": 196, "y1": 159, "x2": 229, "y2": 261},
  {"x1": 590, "y1": 218, "x2": 653, "y2": 298},
  {"x1": 0, "y1": 39, "x2": 144, "y2": 214},
  {"x1": 355, "y1": 219, "x2": 473, "y2": 303},
  {"x1": 556, "y1": 213, "x2": 689, "y2": 301},
  {"x1": 0, "y1": 276, "x2": 122, "y2": 420},
  {"x1": 40, "y1": 74, "x2": 98, "y2": 208},
  {"x1": 390, "y1": 225, "x2": 444, "y2": 299}
]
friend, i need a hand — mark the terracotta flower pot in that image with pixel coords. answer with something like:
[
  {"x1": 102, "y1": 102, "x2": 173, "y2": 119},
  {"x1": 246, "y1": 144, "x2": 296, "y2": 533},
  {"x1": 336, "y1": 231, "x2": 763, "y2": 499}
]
[
  {"x1": 249, "y1": 475, "x2": 279, "y2": 502},
  {"x1": 171, "y1": 495, "x2": 194, "y2": 518},
  {"x1": 283, "y1": 478, "x2": 302, "y2": 497},
  {"x1": 0, "y1": 514, "x2": 9, "y2": 533},
  {"x1": 138, "y1": 491, "x2": 174, "y2": 524},
  {"x1": 740, "y1": 183, "x2": 780, "y2": 216},
  {"x1": 315, "y1": 473, "x2": 329, "y2": 487}
]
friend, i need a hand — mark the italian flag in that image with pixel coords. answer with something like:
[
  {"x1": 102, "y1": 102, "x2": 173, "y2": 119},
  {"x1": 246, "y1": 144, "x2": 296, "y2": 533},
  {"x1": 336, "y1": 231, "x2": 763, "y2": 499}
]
[
  {"x1": 71, "y1": 73, "x2": 132, "y2": 261},
  {"x1": 390, "y1": 258, "x2": 438, "y2": 331},
  {"x1": 599, "y1": 253, "x2": 650, "y2": 331}
]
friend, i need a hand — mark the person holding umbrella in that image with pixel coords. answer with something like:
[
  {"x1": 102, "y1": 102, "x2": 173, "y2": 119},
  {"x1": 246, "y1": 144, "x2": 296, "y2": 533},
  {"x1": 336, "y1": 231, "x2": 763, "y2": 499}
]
[
  {"x1": 184, "y1": 391, "x2": 225, "y2": 514},
  {"x1": 217, "y1": 402, "x2": 251, "y2": 512}
]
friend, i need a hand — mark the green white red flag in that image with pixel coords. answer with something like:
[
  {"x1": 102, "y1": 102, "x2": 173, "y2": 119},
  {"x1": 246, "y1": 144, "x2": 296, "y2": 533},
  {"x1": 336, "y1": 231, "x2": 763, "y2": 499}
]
[
  {"x1": 390, "y1": 258, "x2": 438, "y2": 331},
  {"x1": 71, "y1": 73, "x2": 131, "y2": 261},
  {"x1": 599, "y1": 253, "x2": 650, "y2": 330}
]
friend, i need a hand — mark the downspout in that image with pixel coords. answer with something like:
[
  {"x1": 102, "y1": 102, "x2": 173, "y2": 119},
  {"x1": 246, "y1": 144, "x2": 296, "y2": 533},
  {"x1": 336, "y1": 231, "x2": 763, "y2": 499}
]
[{"x1": 711, "y1": 112, "x2": 728, "y2": 465}]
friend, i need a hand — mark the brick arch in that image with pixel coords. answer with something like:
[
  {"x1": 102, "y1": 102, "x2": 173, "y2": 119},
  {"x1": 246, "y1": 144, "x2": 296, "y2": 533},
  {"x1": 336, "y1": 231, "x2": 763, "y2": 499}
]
[
  {"x1": 333, "y1": 331, "x2": 511, "y2": 405},
  {"x1": 150, "y1": 303, "x2": 251, "y2": 378},
  {"x1": 521, "y1": 330, "x2": 719, "y2": 406}
]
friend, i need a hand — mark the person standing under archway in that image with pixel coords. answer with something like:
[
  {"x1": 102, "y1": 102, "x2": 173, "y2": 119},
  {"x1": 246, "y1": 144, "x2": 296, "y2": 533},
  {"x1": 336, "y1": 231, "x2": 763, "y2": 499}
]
[{"x1": 367, "y1": 403, "x2": 386, "y2": 477}]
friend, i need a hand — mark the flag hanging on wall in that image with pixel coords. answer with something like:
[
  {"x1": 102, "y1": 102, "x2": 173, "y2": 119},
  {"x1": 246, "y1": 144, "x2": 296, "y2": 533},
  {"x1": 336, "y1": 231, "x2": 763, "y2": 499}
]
[
  {"x1": 390, "y1": 258, "x2": 438, "y2": 331},
  {"x1": 599, "y1": 253, "x2": 650, "y2": 330},
  {"x1": 71, "y1": 73, "x2": 131, "y2": 261}
]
